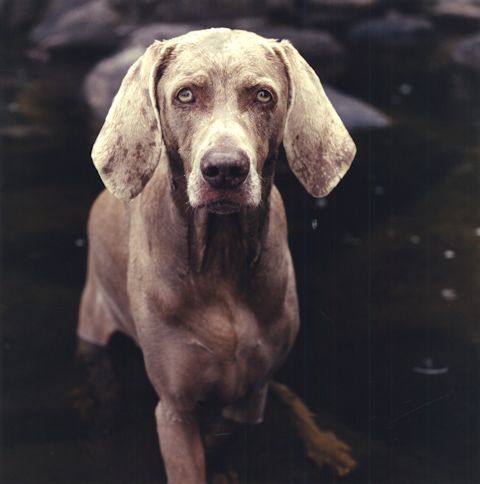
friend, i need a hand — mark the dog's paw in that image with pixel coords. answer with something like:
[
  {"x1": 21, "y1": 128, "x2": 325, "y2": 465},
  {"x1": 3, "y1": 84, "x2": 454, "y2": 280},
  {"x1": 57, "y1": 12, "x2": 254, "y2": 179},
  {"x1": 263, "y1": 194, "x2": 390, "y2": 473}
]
[{"x1": 306, "y1": 430, "x2": 357, "y2": 476}]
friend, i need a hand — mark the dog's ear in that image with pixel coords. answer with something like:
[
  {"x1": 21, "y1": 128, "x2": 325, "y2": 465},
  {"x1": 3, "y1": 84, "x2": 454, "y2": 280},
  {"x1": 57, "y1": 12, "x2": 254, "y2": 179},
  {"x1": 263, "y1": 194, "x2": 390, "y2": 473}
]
[
  {"x1": 91, "y1": 41, "x2": 172, "y2": 200},
  {"x1": 277, "y1": 40, "x2": 356, "y2": 198}
]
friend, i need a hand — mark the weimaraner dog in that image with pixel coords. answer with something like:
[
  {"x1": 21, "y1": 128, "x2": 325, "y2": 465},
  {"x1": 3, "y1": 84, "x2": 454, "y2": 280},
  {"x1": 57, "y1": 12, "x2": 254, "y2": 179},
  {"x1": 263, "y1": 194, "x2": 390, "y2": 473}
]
[{"x1": 78, "y1": 28, "x2": 356, "y2": 483}]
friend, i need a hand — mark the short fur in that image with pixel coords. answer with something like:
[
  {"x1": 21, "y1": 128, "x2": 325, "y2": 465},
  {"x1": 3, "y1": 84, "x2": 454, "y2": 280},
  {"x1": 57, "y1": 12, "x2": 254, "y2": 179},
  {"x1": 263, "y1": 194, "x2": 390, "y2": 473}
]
[{"x1": 79, "y1": 28, "x2": 356, "y2": 483}]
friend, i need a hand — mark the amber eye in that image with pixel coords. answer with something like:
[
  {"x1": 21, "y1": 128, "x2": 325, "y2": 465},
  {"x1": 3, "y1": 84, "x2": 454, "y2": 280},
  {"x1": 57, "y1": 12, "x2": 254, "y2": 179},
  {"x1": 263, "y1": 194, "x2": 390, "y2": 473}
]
[
  {"x1": 176, "y1": 88, "x2": 194, "y2": 103},
  {"x1": 256, "y1": 89, "x2": 272, "y2": 103}
]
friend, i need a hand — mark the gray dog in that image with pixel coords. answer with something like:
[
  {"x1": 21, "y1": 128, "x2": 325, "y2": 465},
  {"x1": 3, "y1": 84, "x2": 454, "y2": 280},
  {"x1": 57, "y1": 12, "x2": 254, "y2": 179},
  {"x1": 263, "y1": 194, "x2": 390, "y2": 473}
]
[{"x1": 78, "y1": 28, "x2": 356, "y2": 483}]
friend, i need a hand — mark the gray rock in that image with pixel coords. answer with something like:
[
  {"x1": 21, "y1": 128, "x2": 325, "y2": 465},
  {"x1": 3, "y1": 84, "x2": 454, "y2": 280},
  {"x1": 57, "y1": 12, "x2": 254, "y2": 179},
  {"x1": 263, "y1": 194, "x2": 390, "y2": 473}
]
[
  {"x1": 348, "y1": 10, "x2": 434, "y2": 46},
  {"x1": 265, "y1": 0, "x2": 382, "y2": 28},
  {"x1": 310, "y1": 0, "x2": 380, "y2": 8},
  {"x1": 324, "y1": 86, "x2": 391, "y2": 130},
  {"x1": 428, "y1": 0, "x2": 480, "y2": 30},
  {"x1": 127, "y1": 23, "x2": 196, "y2": 48},
  {"x1": 448, "y1": 33, "x2": 480, "y2": 74},
  {"x1": 245, "y1": 26, "x2": 346, "y2": 69},
  {"x1": 31, "y1": 0, "x2": 86, "y2": 42},
  {"x1": 84, "y1": 46, "x2": 143, "y2": 124},
  {"x1": 30, "y1": 0, "x2": 131, "y2": 54},
  {"x1": 1, "y1": 0, "x2": 48, "y2": 32}
]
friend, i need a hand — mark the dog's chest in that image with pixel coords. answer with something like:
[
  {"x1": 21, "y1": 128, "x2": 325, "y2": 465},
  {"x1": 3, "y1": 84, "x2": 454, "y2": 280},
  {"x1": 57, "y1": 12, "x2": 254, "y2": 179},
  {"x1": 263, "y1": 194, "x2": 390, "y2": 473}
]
[{"x1": 184, "y1": 300, "x2": 284, "y2": 402}]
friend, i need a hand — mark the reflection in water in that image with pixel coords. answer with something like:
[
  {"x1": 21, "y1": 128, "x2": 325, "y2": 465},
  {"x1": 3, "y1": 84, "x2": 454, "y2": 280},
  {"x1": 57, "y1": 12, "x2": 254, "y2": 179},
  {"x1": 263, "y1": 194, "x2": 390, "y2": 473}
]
[{"x1": 1, "y1": 26, "x2": 479, "y2": 483}]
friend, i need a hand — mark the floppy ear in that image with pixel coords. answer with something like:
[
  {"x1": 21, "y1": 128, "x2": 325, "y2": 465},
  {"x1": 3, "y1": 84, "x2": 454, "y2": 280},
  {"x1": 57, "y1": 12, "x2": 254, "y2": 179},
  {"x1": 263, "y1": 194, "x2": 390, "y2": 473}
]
[
  {"x1": 278, "y1": 41, "x2": 356, "y2": 198},
  {"x1": 91, "y1": 40, "x2": 172, "y2": 200}
]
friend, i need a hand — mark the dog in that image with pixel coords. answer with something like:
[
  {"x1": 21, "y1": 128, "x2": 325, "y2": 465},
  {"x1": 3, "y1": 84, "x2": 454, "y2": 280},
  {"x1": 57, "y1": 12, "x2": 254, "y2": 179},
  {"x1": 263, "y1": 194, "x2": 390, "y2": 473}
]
[{"x1": 78, "y1": 28, "x2": 356, "y2": 483}]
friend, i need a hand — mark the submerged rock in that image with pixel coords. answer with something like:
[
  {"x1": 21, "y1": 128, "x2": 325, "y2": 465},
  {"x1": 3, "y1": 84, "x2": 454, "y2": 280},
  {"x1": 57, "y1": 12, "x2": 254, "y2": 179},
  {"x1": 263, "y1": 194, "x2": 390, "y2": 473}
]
[
  {"x1": 248, "y1": 26, "x2": 345, "y2": 71},
  {"x1": 266, "y1": 0, "x2": 382, "y2": 29},
  {"x1": 448, "y1": 33, "x2": 480, "y2": 75},
  {"x1": 348, "y1": 10, "x2": 434, "y2": 47},
  {"x1": 30, "y1": 0, "x2": 85, "y2": 41},
  {"x1": 0, "y1": 0, "x2": 49, "y2": 32},
  {"x1": 324, "y1": 86, "x2": 391, "y2": 131},
  {"x1": 84, "y1": 46, "x2": 143, "y2": 124},
  {"x1": 126, "y1": 23, "x2": 198, "y2": 48},
  {"x1": 428, "y1": 0, "x2": 480, "y2": 31},
  {"x1": 30, "y1": 0, "x2": 131, "y2": 56},
  {"x1": 310, "y1": 0, "x2": 380, "y2": 9}
]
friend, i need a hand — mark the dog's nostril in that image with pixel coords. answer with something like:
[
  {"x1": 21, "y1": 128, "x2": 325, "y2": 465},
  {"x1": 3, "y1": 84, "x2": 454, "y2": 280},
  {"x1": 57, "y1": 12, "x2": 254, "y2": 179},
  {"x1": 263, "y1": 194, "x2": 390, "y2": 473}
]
[
  {"x1": 203, "y1": 166, "x2": 219, "y2": 178},
  {"x1": 229, "y1": 166, "x2": 245, "y2": 178}
]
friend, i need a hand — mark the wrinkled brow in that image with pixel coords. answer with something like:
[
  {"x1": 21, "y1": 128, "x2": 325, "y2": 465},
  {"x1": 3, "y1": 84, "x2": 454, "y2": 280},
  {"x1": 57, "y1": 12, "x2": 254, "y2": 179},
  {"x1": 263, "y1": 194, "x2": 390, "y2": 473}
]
[
  {"x1": 237, "y1": 74, "x2": 281, "y2": 92},
  {"x1": 171, "y1": 72, "x2": 210, "y2": 88}
]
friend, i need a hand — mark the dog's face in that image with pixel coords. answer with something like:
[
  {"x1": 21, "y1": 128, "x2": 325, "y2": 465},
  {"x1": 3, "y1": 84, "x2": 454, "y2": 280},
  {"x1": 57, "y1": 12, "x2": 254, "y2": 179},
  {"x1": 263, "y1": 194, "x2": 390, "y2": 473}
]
[
  {"x1": 158, "y1": 30, "x2": 289, "y2": 213},
  {"x1": 91, "y1": 28, "x2": 356, "y2": 207}
]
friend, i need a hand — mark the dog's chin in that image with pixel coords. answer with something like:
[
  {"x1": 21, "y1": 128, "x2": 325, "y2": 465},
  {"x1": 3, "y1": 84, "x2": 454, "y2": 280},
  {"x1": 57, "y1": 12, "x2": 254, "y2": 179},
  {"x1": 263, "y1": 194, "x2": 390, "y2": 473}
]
[{"x1": 203, "y1": 200, "x2": 242, "y2": 215}]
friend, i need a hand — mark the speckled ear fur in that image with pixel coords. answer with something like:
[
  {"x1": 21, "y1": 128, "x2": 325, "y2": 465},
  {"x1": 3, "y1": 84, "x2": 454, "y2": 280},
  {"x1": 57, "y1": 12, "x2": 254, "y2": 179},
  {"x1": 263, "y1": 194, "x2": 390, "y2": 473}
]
[
  {"x1": 278, "y1": 40, "x2": 356, "y2": 197},
  {"x1": 91, "y1": 41, "x2": 171, "y2": 200}
]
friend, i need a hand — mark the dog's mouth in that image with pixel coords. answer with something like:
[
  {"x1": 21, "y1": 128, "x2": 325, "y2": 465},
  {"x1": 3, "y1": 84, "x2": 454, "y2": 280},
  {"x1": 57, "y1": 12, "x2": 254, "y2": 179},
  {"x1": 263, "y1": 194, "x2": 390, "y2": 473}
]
[{"x1": 202, "y1": 199, "x2": 242, "y2": 214}]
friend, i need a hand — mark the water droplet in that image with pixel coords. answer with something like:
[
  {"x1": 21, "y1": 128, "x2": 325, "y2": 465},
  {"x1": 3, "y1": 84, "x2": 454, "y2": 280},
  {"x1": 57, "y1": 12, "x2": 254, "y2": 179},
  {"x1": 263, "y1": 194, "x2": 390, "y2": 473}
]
[
  {"x1": 311, "y1": 219, "x2": 318, "y2": 230},
  {"x1": 443, "y1": 250, "x2": 455, "y2": 259},
  {"x1": 373, "y1": 186, "x2": 385, "y2": 196},
  {"x1": 314, "y1": 198, "x2": 328, "y2": 210},
  {"x1": 409, "y1": 235, "x2": 421, "y2": 244},
  {"x1": 441, "y1": 288, "x2": 458, "y2": 301},
  {"x1": 399, "y1": 83, "x2": 412, "y2": 95},
  {"x1": 412, "y1": 356, "x2": 449, "y2": 375},
  {"x1": 74, "y1": 238, "x2": 85, "y2": 248}
]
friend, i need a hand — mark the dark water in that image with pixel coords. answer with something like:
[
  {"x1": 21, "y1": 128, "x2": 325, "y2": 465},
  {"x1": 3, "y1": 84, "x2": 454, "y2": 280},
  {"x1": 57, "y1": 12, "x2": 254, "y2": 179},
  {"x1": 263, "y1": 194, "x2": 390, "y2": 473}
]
[{"x1": 1, "y1": 31, "x2": 479, "y2": 483}]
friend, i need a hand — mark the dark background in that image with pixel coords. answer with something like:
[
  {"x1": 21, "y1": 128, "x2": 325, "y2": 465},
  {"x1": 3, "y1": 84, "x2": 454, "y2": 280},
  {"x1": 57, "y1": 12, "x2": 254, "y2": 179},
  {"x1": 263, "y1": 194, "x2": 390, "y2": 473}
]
[{"x1": 1, "y1": 0, "x2": 479, "y2": 482}]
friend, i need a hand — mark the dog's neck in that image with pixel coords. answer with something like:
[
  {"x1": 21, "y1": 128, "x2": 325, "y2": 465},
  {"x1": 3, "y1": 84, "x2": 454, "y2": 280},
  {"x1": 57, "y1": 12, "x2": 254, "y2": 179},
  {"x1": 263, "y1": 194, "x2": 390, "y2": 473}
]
[{"x1": 165, "y1": 150, "x2": 275, "y2": 275}]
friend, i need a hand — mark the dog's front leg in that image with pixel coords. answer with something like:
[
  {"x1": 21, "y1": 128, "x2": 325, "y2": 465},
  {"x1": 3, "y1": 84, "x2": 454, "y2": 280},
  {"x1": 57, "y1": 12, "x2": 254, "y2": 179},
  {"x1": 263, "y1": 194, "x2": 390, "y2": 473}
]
[{"x1": 155, "y1": 400, "x2": 206, "y2": 484}]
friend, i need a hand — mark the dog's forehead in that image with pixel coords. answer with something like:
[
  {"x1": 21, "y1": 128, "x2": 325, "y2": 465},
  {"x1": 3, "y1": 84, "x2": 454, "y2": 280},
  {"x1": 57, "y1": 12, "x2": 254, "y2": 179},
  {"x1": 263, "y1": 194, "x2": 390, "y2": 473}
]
[{"x1": 163, "y1": 28, "x2": 283, "y2": 81}]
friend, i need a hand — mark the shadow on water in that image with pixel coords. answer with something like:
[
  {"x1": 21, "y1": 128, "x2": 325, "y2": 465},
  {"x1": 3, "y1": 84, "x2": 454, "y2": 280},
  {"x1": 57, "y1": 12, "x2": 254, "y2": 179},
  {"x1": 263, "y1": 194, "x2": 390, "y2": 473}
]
[{"x1": 1, "y1": 27, "x2": 479, "y2": 484}]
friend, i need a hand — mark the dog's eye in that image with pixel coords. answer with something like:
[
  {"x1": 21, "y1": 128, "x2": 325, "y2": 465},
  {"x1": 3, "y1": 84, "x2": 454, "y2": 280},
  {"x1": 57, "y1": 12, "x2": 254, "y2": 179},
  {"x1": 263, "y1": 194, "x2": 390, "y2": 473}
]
[
  {"x1": 256, "y1": 89, "x2": 272, "y2": 103},
  {"x1": 176, "y1": 88, "x2": 195, "y2": 104}
]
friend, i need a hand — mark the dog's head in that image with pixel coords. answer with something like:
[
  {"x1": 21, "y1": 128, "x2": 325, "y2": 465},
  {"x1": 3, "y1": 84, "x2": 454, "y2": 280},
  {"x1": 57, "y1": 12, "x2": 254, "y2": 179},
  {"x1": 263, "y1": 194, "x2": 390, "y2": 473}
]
[{"x1": 92, "y1": 28, "x2": 356, "y2": 213}]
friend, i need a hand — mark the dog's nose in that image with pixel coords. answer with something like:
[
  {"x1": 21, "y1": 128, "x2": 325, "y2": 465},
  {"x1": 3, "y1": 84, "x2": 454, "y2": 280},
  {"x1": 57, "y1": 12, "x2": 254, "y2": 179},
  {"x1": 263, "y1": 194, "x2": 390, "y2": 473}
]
[{"x1": 200, "y1": 150, "x2": 250, "y2": 189}]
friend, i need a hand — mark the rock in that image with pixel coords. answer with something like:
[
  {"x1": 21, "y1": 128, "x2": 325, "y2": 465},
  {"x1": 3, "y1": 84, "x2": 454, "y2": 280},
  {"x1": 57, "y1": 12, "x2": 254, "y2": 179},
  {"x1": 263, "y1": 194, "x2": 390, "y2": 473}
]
[
  {"x1": 0, "y1": 0, "x2": 49, "y2": 32},
  {"x1": 31, "y1": 0, "x2": 86, "y2": 42},
  {"x1": 247, "y1": 26, "x2": 346, "y2": 71},
  {"x1": 30, "y1": 0, "x2": 131, "y2": 56},
  {"x1": 84, "y1": 46, "x2": 143, "y2": 124},
  {"x1": 126, "y1": 23, "x2": 196, "y2": 48},
  {"x1": 265, "y1": 0, "x2": 382, "y2": 28},
  {"x1": 447, "y1": 33, "x2": 480, "y2": 75},
  {"x1": 84, "y1": 23, "x2": 195, "y2": 123},
  {"x1": 428, "y1": 0, "x2": 480, "y2": 31},
  {"x1": 310, "y1": 0, "x2": 380, "y2": 8},
  {"x1": 348, "y1": 10, "x2": 434, "y2": 47},
  {"x1": 324, "y1": 86, "x2": 391, "y2": 130}
]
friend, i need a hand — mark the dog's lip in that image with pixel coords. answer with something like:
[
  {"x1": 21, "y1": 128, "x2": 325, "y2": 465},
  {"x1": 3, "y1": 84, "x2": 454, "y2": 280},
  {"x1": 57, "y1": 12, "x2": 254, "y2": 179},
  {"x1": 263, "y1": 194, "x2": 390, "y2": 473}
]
[{"x1": 202, "y1": 199, "x2": 242, "y2": 214}]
